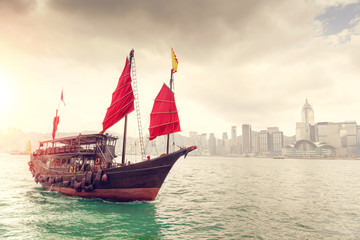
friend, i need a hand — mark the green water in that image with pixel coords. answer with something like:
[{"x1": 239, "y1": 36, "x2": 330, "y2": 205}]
[{"x1": 1, "y1": 153, "x2": 360, "y2": 239}]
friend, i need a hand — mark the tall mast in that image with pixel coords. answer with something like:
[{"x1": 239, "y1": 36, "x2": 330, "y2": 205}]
[
  {"x1": 166, "y1": 69, "x2": 174, "y2": 154},
  {"x1": 122, "y1": 49, "x2": 134, "y2": 165}
]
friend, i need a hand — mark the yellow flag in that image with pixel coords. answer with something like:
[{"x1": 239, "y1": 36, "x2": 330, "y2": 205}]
[{"x1": 172, "y1": 48, "x2": 178, "y2": 73}]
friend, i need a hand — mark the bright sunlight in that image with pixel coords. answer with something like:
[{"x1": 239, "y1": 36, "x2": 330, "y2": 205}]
[{"x1": 0, "y1": 71, "x2": 13, "y2": 116}]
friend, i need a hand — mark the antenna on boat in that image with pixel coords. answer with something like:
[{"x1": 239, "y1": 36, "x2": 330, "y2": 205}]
[
  {"x1": 166, "y1": 48, "x2": 178, "y2": 154},
  {"x1": 121, "y1": 50, "x2": 135, "y2": 165},
  {"x1": 166, "y1": 69, "x2": 174, "y2": 154},
  {"x1": 148, "y1": 48, "x2": 180, "y2": 151}
]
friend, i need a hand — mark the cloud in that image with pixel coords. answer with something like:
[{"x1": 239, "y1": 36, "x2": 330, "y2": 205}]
[
  {"x1": 316, "y1": 2, "x2": 360, "y2": 36},
  {"x1": 1, "y1": 0, "x2": 360, "y2": 137}
]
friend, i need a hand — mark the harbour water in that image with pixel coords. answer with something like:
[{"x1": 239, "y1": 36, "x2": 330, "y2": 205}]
[{"x1": 1, "y1": 153, "x2": 360, "y2": 239}]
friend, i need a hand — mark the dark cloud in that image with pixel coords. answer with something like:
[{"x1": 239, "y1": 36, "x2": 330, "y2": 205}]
[
  {"x1": 41, "y1": 0, "x2": 315, "y2": 76},
  {"x1": 45, "y1": 0, "x2": 265, "y2": 59},
  {"x1": 0, "y1": 0, "x2": 36, "y2": 13},
  {"x1": 47, "y1": 0, "x2": 260, "y2": 26}
]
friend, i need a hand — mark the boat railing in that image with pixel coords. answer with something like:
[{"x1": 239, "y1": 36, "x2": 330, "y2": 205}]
[{"x1": 39, "y1": 146, "x2": 97, "y2": 155}]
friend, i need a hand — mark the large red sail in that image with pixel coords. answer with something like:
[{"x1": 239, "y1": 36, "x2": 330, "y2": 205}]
[
  {"x1": 101, "y1": 57, "x2": 135, "y2": 134},
  {"x1": 149, "y1": 83, "x2": 181, "y2": 140}
]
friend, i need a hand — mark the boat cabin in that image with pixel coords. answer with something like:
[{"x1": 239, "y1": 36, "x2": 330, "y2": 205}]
[{"x1": 33, "y1": 134, "x2": 118, "y2": 173}]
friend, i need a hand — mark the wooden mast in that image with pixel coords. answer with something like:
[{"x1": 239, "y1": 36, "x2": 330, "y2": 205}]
[
  {"x1": 166, "y1": 69, "x2": 174, "y2": 154},
  {"x1": 122, "y1": 49, "x2": 134, "y2": 165}
]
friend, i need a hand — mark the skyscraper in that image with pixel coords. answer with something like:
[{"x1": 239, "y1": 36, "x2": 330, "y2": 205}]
[
  {"x1": 302, "y1": 99, "x2": 315, "y2": 126},
  {"x1": 231, "y1": 126, "x2": 237, "y2": 145},
  {"x1": 296, "y1": 99, "x2": 315, "y2": 141},
  {"x1": 208, "y1": 133, "x2": 216, "y2": 155},
  {"x1": 259, "y1": 130, "x2": 269, "y2": 153},
  {"x1": 242, "y1": 124, "x2": 252, "y2": 153}
]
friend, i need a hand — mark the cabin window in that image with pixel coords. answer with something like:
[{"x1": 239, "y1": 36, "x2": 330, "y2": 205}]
[{"x1": 107, "y1": 140, "x2": 116, "y2": 146}]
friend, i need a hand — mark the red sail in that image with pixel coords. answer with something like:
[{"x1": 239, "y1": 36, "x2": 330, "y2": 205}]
[
  {"x1": 149, "y1": 83, "x2": 181, "y2": 140},
  {"x1": 101, "y1": 57, "x2": 135, "y2": 134},
  {"x1": 52, "y1": 115, "x2": 59, "y2": 140}
]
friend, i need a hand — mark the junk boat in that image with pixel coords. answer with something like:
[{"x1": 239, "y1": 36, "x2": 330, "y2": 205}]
[{"x1": 28, "y1": 49, "x2": 196, "y2": 201}]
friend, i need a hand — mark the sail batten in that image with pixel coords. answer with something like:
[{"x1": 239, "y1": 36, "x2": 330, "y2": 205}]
[
  {"x1": 153, "y1": 100, "x2": 176, "y2": 103},
  {"x1": 149, "y1": 83, "x2": 181, "y2": 140},
  {"x1": 101, "y1": 57, "x2": 135, "y2": 134},
  {"x1": 149, "y1": 121, "x2": 180, "y2": 129},
  {"x1": 150, "y1": 111, "x2": 178, "y2": 115},
  {"x1": 107, "y1": 91, "x2": 134, "y2": 109},
  {"x1": 113, "y1": 81, "x2": 131, "y2": 93},
  {"x1": 102, "y1": 100, "x2": 135, "y2": 124}
]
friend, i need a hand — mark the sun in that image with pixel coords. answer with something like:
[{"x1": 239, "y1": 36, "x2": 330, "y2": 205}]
[{"x1": 0, "y1": 71, "x2": 13, "y2": 116}]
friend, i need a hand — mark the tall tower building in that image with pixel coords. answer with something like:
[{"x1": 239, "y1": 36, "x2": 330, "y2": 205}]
[
  {"x1": 302, "y1": 99, "x2": 315, "y2": 131},
  {"x1": 259, "y1": 130, "x2": 269, "y2": 153},
  {"x1": 296, "y1": 99, "x2": 315, "y2": 141},
  {"x1": 242, "y1": 124, "x2": 252, "y2": 153},
  {"x1": 208, "y1": 133, "x2": 216, "y2": 155},
  {"x1": 231, "y1": 126, "x2": 237, "y2": 145}
]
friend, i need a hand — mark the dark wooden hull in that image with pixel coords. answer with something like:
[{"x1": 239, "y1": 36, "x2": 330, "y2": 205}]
[{"x1": 29, "y1": 147, "x2": 195, "y2": 201}]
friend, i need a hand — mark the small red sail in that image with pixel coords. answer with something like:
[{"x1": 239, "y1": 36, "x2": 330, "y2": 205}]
[
  {"x1": 101, "y1": 57, "x2": 135, "y2": 134},
  {"x1": 149, "y1": 83, "x2": 181, "y2": 140},
  {"x1": 52, "y1": 110, "x2": 59, "y2": 140}
]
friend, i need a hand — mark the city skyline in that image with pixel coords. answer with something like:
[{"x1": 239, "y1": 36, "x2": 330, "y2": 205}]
[
  {"x1": 1, "y1": 1, "x2": 360, "y2": 138},
  {"x1": 0, "y1": 98, "x2": 358, "y2": 139},
  {"x1": 1, "y1": 97, "x2": 359, "y2": 158}
]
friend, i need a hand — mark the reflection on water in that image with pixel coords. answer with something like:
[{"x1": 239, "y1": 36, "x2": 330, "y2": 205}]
[
  {"x1": 1, "y1": 153, "x2": 360, "y2": 239},
  {"x1": 24, "y1": 194, "x2": 163, "y2": 239},
  {"x1": 0, "y1": 154, "x2": 164, "y2": 239}
]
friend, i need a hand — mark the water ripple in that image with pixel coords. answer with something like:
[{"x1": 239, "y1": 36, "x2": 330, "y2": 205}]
[{"x1": 1, "y1": 154, "x2": 360, "y2": 239}]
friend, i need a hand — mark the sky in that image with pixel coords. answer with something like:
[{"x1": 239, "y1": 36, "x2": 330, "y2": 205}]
[{"x1": 1, "y1": 0, "x2": 360, "y2": 139}]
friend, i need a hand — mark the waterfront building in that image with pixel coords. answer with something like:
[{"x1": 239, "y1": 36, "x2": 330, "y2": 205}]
[
  {"x1": 208, "y1": 133, "x2": 216, "y2": 155},
  {"x1": 189, "y1": 132, "x2": 198, "y2": 146},
  {"x1": 222, "y1": 132, "x2": 228, "y2": 141},
  {"x1": 272, "y1": 130, "x2": 284, "y2": 153},
  {"x1": 340, "y1": 121, "x2": 357, "y2": 157},
  {"x1": 242, "y1": 124, "x2": 252, "y2": 154},
  {"x1": 252, "y1": 131, "x2": 260, "y2": 154},
  {"x1": 317, "y1": 122, "x2": 341, "y2": 148},
  {"x1": 231, "y1": 126, "x2": 237, "y2": 145},
  {"x1": 224, "y1": 139, "x2": 231, "y2": 156},
  {"x1": 357, "y1": 126, "x2": 360, "y2": 156},
  {"x1": 259, "y1": 130, "x2": 269, "y2": 154},
  {"x1": 221, "y1": 132, "x2": 230, "y2": 156},
  {"x1": 199, "y1": 133, "x2": 208, "y2": 155},
  {"x1": 230, "y1": 126, "x2": 239, "y2": 154},
  {"x1": 258, "y1": 127, "x2": 283, "y2": 155},
  {"x1": 217, "y1": 138, "x2": 224, "y2": 155},
  {"x1": 188, "y1": 132, "x2": 201, "y2": 156}
]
